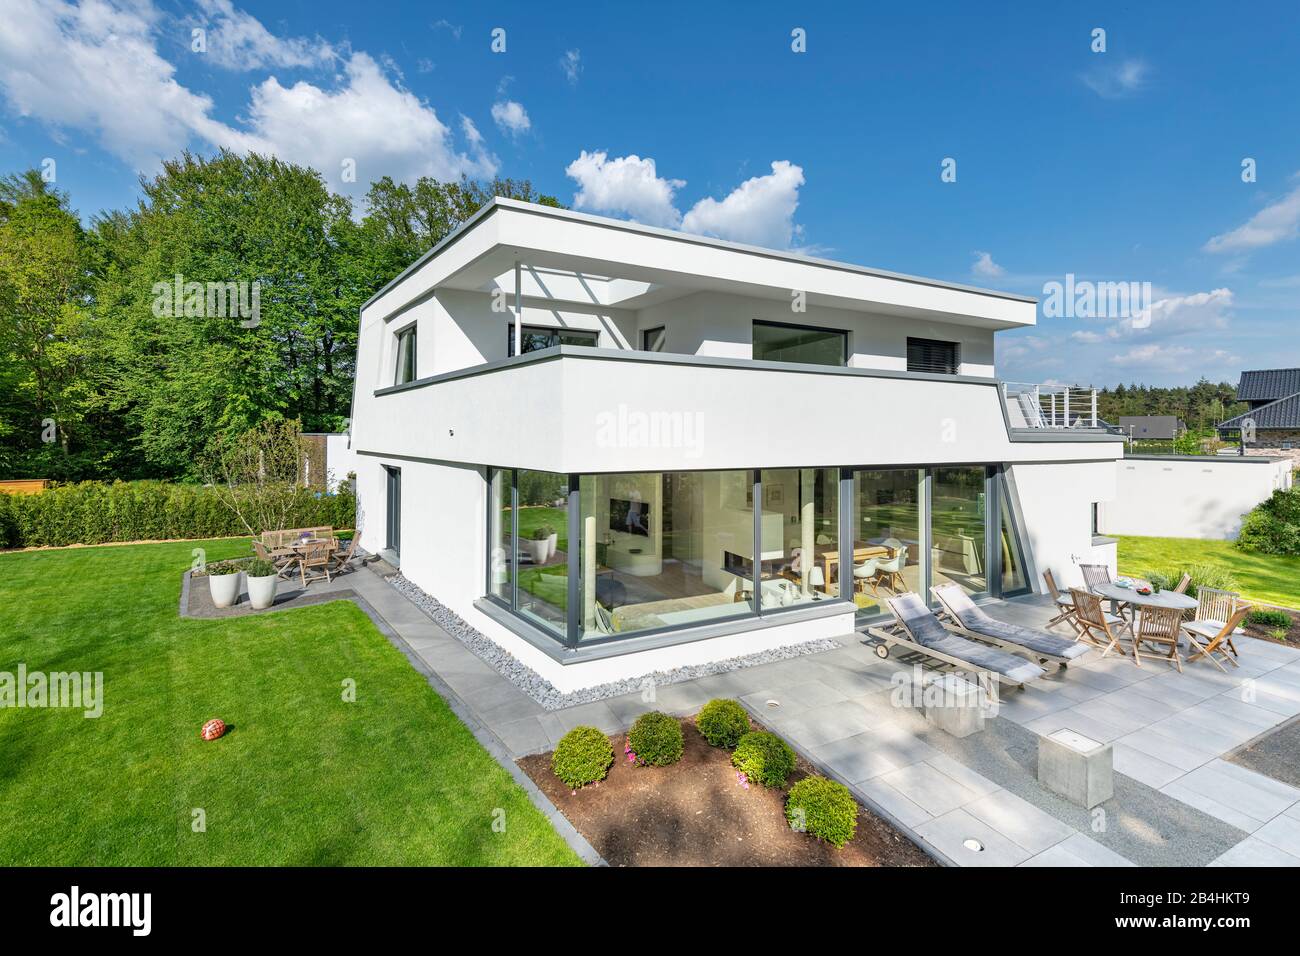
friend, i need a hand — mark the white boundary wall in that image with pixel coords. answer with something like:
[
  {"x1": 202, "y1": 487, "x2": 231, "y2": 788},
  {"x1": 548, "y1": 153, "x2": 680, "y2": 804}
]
[{"x1": 1099, "y1": 456, "x2": 1293, "y2": 540}]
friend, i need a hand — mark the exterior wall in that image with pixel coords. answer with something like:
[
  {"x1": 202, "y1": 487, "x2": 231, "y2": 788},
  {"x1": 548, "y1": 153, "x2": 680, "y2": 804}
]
[
  {"x1": 1007, "y1": 460, "x2": 1117, "y2": 591},
  {"x1": 1099, "y1": 456, "x2": 1294, "y2": 540},
  {"x1": 325, "y1": 433, "x2": 359, "y2": 486},
  {"x1": 1244, "y1": 430, "x2": 1300, "y2": 466}
]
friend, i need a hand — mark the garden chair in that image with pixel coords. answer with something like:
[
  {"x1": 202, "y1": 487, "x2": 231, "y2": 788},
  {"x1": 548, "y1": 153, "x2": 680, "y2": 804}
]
[
  {"x1": 1183, "y1": 605, "x2": 1251, "y2": 672},
  {"x1": 1185, "y1": 587, "x2": 1243, "y2": 661},
  {"x1": 931, "y1": 583, "x2": 1090, "y2": 667},
  {"x1": 1079, "y1": 563, "x2": 1112, "y2": 590},
  {"x1": 1173, "y1": 572, "x2": 1192, "y2": 594},
  {"x1": 299, "y1": 539, "x2": 335, "y2": 587},
  {"x1": 1043, "y1": 568, "x2": 1080, "y2": 635},
  {"x1": 257, "y1": 532, "x2": 299, "y2": 578},
  {"x1": 327, "y1": 534, "x2": 360, "y2": 575},
  {"x1": 1132, "y1": 604, "x2": 1185, "y2": 672},
  {"x1": 1070, "y1": 588, "x2": 1132, "y2": 661}
]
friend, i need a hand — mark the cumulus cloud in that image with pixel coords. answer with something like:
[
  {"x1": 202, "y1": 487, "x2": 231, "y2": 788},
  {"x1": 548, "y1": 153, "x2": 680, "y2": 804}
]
[
  {"x1": 490, "y1": 99, "x2": 530, "y2": 136},
  {"x1": 565, "y1": 150, "x2": 685, "y2": 228},
  {"x1": 560, "y1": 49, "x2": 581, "y2": 85},
  {"x1": 1070, "y1": 330, "x2": 1104, "y2": 344},
  {"x1": 681, "y1": 161, "x2": 805, "y2": 248},
  {"x1": 1204, "y1": 182, "x2": 1300, "y2": 253},
  {"x1": 1081, "y1": 58, "x2": 1149, "y2": 98},
  {"x1": 0, "y1": 0, "x2": 493, "y2": 188},
  {"x1": 196, "y1": 0, "x2": 333, "y2": 71},
  {"x1": 971, "y1": 250, "x2": 1005, "y2": 278}
]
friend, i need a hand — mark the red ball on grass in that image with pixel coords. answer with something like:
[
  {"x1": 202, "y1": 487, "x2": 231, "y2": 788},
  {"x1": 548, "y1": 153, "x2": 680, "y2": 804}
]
[{"x1": 201, "y1": 718, "x2": 227, "y2": 741}]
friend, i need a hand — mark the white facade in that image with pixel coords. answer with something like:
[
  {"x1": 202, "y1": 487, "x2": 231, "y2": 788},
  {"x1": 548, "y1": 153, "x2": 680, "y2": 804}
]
[
  {"x1": 1099, "y1": 456, "x2": 1293, "y2": 540},
  {"x1": 350, "y1": 199, "x2": 1125, "y2": 692}
]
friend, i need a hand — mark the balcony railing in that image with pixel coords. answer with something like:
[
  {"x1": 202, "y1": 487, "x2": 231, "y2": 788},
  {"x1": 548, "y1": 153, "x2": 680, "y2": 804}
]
[{"x1": 1002, "y1": 381, "x2": 1099, "y2": 429}]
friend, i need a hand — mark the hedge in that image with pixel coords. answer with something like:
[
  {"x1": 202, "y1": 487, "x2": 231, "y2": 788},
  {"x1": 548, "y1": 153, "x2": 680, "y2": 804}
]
[
  {"x1": 1237, "y1": 486, "x2": 1300, "y2": 556},
  {"x1": 0, "y1": 481, "x2": 356, "y2": 549}
]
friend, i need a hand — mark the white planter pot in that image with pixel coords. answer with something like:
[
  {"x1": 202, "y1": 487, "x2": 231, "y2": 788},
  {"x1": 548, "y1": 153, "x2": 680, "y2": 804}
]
[
  {"x1": 525, "y1": 539, "x2": 550, "y2": 565},
  {"x1": 208, "y1": 572, "x2": 242, "y2": 608},
  {"x1": 247, "y1": 573, "x2": 278, "y2": 610},
  {"x1": 547, "y1": 533, "x2": 558, "y2": 559}
]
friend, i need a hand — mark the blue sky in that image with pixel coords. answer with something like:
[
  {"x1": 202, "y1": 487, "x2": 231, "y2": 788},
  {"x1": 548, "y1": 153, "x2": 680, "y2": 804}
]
[{"x1": 3, "y1": 0, "x2": 1298, "y2": 387}]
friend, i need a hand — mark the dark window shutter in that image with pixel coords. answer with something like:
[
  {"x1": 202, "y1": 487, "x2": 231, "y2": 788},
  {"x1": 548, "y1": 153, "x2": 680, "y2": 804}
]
[{"x1": 907, "y1": 337, "x2": 960, "y2": 374}]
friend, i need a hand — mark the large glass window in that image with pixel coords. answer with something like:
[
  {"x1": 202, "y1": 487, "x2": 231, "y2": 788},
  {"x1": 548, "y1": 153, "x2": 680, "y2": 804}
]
[
  {"x1": 488, "y1": 468, "x2": 512, "y2": 603},
  {"x1": 578, "y1": 471, "x2": 755, "y2": 641},
  {"x1": 851, "y1": 469, "x2": 923, "y2": 617},
  {"x1": 507, "y1": 324, "x2": 599, "y2": 356},
  {"x1": 514, "y1": 470, "x2": 569, "y2": 636},
  {"x1": 394, "y1": 325, "x2": 417, "y2": 384},
  {"x1": 931, "y1": 466, "x2": 989, "y2": 596},
  {"x1": 759, "y1": 468, "x2": 840, "y2": 611},
  {"x1": 999, "y1": 483, "x2": 1028, "y2": 594},
  {"x1": 752, "y1": 321, "x2": 846, "y2": 367}
]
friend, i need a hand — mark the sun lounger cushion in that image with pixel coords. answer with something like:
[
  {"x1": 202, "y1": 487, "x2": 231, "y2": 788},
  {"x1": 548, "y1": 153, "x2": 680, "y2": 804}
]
[
  {"x1": 933, "y1": 586, "x2": 1090, "y2": 661},
  {"x1": 888, "y1": 594, "x2": 1046, "y2": 683}
]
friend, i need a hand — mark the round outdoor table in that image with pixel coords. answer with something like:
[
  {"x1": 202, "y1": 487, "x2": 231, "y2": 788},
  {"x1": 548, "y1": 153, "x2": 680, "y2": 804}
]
[{"x1": 1093, "y1": 582, "x2": 1197, "y2": 613}]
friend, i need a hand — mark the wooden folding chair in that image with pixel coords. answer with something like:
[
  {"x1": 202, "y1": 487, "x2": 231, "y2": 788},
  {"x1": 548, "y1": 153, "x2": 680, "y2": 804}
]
[
  {"x1": 299, "y1": 540, "x2": 335, "y2": 587},
  {"x1": 1183, "y1": 605, "x2": 1251, "y2": 672},
  {"x1": 1043, "y1": 569, "x2": 1081, "y2": 635},
  {"x1": 1173, "y1": 572, "x2": 1192, "y2": 594},
  {"x1": 1079, "y1": 563, "x2": 1112, "y2": 590},
  {"x1": 259, "y1": 531, "x2": 300, "y2": 579},
  {"x1": 1191, "y1": 587, "x2": 1242, "y2": 659},
  {"x1": 1070, "y1": 588, "x2": 1133, "y2": 662},
  {"x1": 1132, "y1": 605, "x2": 1184, "y2": 672}
]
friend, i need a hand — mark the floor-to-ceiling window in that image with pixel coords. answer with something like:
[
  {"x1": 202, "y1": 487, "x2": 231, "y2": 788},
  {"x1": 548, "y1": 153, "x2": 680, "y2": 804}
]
[
  {"x1": 488, "y1": 468, "x2": 513, "y2": 603},
  {"x1": 758, "y1": 468, "x2": 840, "y2": 610},
  {"x1": 930, "y1": 466, "x2": 989, "y2": 596},
  {"x1": 850, "y1": 469, "x2": 924, "y2": 617},
  {"x1": 514, "y1": 470, "x2": 569, "y2": 636},
  {"x1": 998, "y1": 482, "x2": 1029, "y2": 595},
  {"x1": 577, "y1": 471, "x2": 755, "y2": 641}
]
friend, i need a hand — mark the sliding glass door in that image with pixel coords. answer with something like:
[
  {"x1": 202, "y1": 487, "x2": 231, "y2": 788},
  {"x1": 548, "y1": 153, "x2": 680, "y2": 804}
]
[{"x1": 850, "y1": 469, "x2": 924, "y2": 618}]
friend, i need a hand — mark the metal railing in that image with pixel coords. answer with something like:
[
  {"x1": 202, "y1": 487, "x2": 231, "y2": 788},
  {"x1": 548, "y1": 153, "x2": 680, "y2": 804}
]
[{"x1": 1001, "y1": 382, "x2": 1099, "y2": 429}]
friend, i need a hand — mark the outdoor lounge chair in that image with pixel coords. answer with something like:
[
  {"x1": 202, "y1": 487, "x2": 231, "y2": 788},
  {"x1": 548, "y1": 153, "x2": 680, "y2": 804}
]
[
  {"x1": 865, "y1": 592, "x2": 1046, "y2": 687},
  {"x1": 930, "y1": 583, "x2": 1090, "y2": 667}
]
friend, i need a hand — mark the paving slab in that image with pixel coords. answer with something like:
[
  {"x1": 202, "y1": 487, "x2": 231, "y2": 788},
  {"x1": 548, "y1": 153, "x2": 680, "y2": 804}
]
[
  {"x1": 1210, "y1": 836, "x2": 1300, "y2": 866},
  {"x1": 854, "y1": 776, "x2": 935, "y2": 830},
  {"x1": 914, "y1": 808, "x2": 1033, "y2": 867},
  {"x1": 878, "y1": 761, "x2": 989, "y2": 816},
  {"x1": 1113, "y1": 743, "x2": 1186, "y2": 790},
  {"x1": 810, "y1": 730, "x2": 941, "y2": 784},
  {"x1": 1252, "y1": 811, "x2": 1300, "y2": 857},
  {"x1": 964, "y1": 789, "x2": 1075, "y2": 855}
]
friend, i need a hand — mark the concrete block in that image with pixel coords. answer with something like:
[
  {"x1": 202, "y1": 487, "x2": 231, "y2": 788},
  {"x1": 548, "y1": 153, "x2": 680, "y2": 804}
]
[{"x1": 1038, "y1": 728, "x2": 1113, "y2": 808}]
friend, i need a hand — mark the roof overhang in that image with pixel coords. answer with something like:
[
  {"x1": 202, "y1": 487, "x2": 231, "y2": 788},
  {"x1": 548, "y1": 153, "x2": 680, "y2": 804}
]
[{"x1": 363, "y1": 199, "x2": 1038, "y2": 331}]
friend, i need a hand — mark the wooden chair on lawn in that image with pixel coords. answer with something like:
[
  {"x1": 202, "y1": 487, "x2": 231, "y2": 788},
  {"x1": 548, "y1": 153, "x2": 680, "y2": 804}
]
[
  {"x1": 1183, "y1": 605, "x2": 1252, "y2": 672},
  {"x1": 1043, "y1": 568, "x2": 1081, "y2": 635},
  {"x1": 1070, "y1": 587, "x2": 1132, "y2": 661},
  {"x1": 299, "y1": 539, "x2": 335, "y2": 587},
  {"x1": 1132, "y1": 604, "x2": 1185, "y2": 672}
]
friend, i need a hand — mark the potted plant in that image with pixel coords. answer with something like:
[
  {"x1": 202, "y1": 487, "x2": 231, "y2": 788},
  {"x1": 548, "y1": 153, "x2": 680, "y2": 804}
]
[
  {"x1": 205, "y1": 560, "x2": 244, "y2": 608},
  {"x1": 246, "y1": 558, "x2": 279, "y2": 610},
  {"x1": 543, "y1": 523, "x2": 559, "y2": 559},
  {"x1": 526, "y1": 527, "x2": 550, "y2": 565}
]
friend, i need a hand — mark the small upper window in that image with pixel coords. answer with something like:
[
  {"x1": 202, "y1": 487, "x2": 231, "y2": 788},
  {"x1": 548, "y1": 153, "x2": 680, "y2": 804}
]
[
  {"x1": 906, "y1": 337, "x2": 960, "y2": 375},
  {"x1": 752, "y1": 320, "x2": 847, "y2": 367},
  {"x1": 507, "y1": 324, "x2": 599, "y2": 357},
  {"x1": 641, "y1": 326, "x2": 666, "y2": 352},
  {"x1": 394, "y1": 325, "x2": 417, "y2": 385}
]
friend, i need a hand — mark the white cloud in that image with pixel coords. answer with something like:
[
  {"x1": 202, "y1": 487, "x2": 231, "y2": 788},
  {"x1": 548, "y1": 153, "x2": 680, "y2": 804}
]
[
  {"x1": 1070, "y1": 330, "x2": 1104, "y2": 344},
  {"x1": 1204, "y1": 182, "x2": 1300, "y2": 253},
  {"x1": 1111, "y1": 343, "x2": 1193, "y2": 368},
  {"x1": 971, "y1": 250, "x2": 1005, "y2": 278},
  {"x1": 565, "y1": 150, "x2": 684, "y2": 228},
  {"x1": 196, "y1": 0, "x2": 333, "y2": 71},
  {"x1": 490, "y1": 99, "x2": 530, "y2": 136},
  {"x1": 560, "y1": 49, "x2": 581, "y2": 85},
  {"x1": 680, "y1": 161, "x2": 805, "y2": 248},
  {"x1": 1141, "y1": 287, "x2": 1234, "y2": 334},
  {"x1": 1081, "y1": 58, "x2": 1149, "y2": 98},
  {"x1": 0, "y1": 0, "x2": 493, "y2": 188}
]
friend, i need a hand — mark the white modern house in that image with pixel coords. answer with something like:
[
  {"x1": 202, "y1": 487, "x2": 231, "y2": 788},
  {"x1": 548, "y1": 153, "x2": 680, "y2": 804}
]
[{"x1": 350, "y1": 199, "x2": 1125, "y2": 693}]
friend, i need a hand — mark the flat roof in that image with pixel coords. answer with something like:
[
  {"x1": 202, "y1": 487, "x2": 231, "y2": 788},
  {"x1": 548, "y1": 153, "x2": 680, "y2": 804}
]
[{"x1": 360, "y1": 197, "x2": 1038, "y2": 312}]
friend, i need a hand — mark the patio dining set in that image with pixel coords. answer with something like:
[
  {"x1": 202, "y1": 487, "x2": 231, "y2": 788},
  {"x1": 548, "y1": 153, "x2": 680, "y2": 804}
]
[{"x1": 253, "y1": 526, "x2": 359, "y2": 587}]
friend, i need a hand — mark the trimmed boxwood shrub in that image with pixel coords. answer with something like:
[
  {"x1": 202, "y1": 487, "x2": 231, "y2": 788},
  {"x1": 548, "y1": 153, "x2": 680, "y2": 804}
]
[
  {"x1": 552, "y1": 726, "x2": 614, "y2": 789},
  {"x1": 627, "y1": 711, "x2": 684, "y2": 766},
  {"x1": 786, "y1": 776, "x2": 858, "y2": 849},
  {"x1": 695, "y1": 698, "x2": 750, "y2": 749},
  {"x1": 0, "y1": 480, "x2": 355, "y2": 549},
  {"x1": 732, "y1": 731, "x2": 796, "y2": 788},
  {"x1": 1248, "y1": 608, "x2": 1292, "y2": 629}
]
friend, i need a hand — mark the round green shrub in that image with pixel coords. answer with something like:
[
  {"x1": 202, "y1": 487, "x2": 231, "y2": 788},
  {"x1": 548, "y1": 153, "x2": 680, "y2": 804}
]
[
  {"x1": 627, "y1": 711, "x2": 684, "y2": 766},
  {"x1": 1248, "y1": 608, "x2": 1292, "y2": 629},
  {"x1": 786, "y1": 776, "x2": 858, "y2": 849},
  {"x1": 695, "y1": 698, "x2": 751, "y2": 749},
  {"x1": 551, "y1": 726, "x2": 614, "y2": 789},
  {"x1": 732, "y1": 731, "x2": 796, "y2": 788}
]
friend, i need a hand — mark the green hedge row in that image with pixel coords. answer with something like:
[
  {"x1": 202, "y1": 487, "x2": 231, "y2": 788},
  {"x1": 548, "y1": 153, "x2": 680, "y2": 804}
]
[{"x1": 0, "y1": 481, "x2": 356, "y2": 549}]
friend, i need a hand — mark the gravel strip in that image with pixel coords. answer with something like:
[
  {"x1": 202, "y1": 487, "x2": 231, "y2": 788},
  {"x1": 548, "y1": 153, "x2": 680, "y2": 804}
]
[{"x1": 387, "y1": 573, "x2": 839, "y2": 711}]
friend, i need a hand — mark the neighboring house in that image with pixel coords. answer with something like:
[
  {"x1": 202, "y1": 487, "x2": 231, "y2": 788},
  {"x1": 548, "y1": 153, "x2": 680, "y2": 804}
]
[
  {"x1": 1118, "y1": 416, "x2": 1184, "y2": 441},
  {"x1": 299, "y1": 431, "x2": 359, "y2": 490},
  {"x1": 1218, "y1": 368, "x2": 1300, "y2": 464},
  {"x1": 350, "y1": 199, "x2": 1124, "y2": 692}
]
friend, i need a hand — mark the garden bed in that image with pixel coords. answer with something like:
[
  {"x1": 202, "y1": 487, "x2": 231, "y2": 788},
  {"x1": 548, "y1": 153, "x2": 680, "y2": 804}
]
[
  {"x1": 518, "y1": 715, "x2": 934, "y2": 867},
  {"x1": 1242, "y1": 606, "x2": 1300, "y2": 648}
]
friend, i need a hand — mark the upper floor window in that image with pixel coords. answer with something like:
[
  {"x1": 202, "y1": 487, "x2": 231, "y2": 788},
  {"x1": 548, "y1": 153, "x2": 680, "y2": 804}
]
[
  {"x1": 394, "y1": 325, "x2": 417, "y2": 385},
  {"x1": 641, "y1": 326, "x2": 666, "y2": 352},
  {"x1": 752, "y1": 320, "x2": 847, "y2": 367},
  {"x1": 906, "y1": 337, "x2": 960, "y2": 375},
  {"x1": 507, "y1": 323, "x2": 599, "y2": 357}
]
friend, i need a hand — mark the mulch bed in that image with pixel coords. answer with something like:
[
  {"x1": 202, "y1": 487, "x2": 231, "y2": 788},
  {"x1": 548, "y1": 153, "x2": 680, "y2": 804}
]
[
  {"x1": 519, "y1": 716, "x2": 935, "y2": 867},
  {"x1": 1242, "y1": 606, "x2": 1300, "y2": 648}
]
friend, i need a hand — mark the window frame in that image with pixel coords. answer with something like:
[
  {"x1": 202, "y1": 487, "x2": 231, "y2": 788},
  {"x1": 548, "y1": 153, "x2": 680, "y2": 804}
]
[
  {"x1": 906, "y1": 336, "x2": 961, "y2": 375},
  {"x1": 751, "y1": 319, "x2": 849, "y2": 367},
  {"x1": 393, "y1": 324, "x2": 418, "y2": 385},
  {"x1": 507, "y1": 323, "x2": 599, "y2": 357}
]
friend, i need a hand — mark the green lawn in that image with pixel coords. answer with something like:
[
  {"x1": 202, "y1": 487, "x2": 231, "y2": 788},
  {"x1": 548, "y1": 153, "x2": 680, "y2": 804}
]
[
  {"x1": 0, "y1": 539, "x2": 580, "y2": 866},
  {"x1": 1116, "y1": 535, "x2": 1300, "y2": 610},
  {"x1": 515, "y1": 505, "x2": 567, "y2": 552}
]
